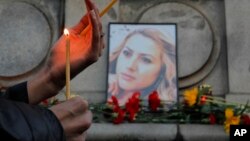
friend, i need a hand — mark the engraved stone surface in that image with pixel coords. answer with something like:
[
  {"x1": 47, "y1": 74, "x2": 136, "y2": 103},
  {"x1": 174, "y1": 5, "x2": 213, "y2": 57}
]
[
  {"x1": 139, "y1": 2, "x2": 213, "y2": 78},
  {"x1": 226, "y1": 94, "x2": 250, "y2": 105},
  {"x1": 225, "y1": 0, "x2": 250, "y2": 93},
  {"x1": 120, "y1": 0, "x2": 227, "y2": 92},
  {"x1": 0, "y1": 1, "x2": 51, "y2": 76}
]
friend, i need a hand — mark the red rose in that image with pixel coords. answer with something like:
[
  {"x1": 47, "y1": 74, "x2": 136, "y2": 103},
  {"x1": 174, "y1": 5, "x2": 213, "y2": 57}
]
[
  {"x1": 241, "y1": 115, "x2": 250, "y2": 125},
  {"x1": 125, "y1": 92, "x2": 140, "y2": 121},
  {"x1": 42, "y1": 99, "x2": 49, "y2": 106},
  {"x1": 107, "y1": 96, "x2": 120, "y2": 112},
  {"x1": 128, "y1": 110, "x2": 136, "y2": 121},
  {"x1": 111, "y1": 96, "x2": 119, "y2": 106},
  {"x1": 148, "y1": 91, "x2": 161, "y2": 111},
  {"x1": 113, "y1": 108, "x2": 126, "y2": 124},
  {"x1": 209, "y1": 114, "x2": 216, "y2": 124}
]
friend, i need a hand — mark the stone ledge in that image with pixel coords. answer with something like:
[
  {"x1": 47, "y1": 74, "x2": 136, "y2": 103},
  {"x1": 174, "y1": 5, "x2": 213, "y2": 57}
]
[
  {"x1": 179, "y1": 124, "x2": 229, "y2": 141},
  {"x1": 226, "y1": 93, "x2": 250, "y2": 104},
  {"x1": 86, "y1": 123, "x2": 228, "y2": 141},
  {"x1": 86, "y1": 123, "x2": 177, "y2": 141}
]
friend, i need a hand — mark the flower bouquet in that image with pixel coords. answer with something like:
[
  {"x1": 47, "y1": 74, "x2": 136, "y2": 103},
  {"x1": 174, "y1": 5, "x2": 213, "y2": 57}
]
[
  {"x1": 40, "y1": 84, "x2": 250, "y2": 133},
  {"x1": 89, "y1": 84, "x2": 250, "y2": 133}
]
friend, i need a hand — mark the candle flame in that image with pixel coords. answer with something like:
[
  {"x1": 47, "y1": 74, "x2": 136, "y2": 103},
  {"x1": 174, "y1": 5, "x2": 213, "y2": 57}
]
[{"x1": 64, "y1": 28, "x2": 69, "y2": 36}]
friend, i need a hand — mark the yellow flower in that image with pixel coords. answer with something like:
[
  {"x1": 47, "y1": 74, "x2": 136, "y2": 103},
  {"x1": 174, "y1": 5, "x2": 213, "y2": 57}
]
[
  {"x1": 184, "y1": 87, "x2": 198, "y2": 107},
  {"x1": 225, "y1": 108, "x2": 234, "y2": 119},
  {"x1": 224, "y1": 116, "x2": 240, "y2": 133},
  {"x1": 224, "y1": 108, "x2": 240, "y2": 134}
]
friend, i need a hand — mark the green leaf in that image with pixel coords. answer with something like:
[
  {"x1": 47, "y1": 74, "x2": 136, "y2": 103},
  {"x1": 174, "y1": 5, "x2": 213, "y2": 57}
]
[{"x1": 239, "y1": 100, "x2": 249, "y2": 115}]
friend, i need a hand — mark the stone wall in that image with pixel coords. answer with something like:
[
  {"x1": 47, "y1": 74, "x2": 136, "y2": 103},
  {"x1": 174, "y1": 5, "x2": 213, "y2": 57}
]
[
  {"x1": 0, "y1": 0, "x2": 63, "y2": 86},
  {"x1": 225, "y1": 0, "x2": 250, "y2": 104},
  {"x1": 61, "y1": 0, "x2": 230, "y2": 101}
]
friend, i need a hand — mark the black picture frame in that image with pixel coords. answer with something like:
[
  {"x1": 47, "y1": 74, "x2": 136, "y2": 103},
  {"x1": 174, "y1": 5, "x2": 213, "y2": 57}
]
[{"x1": 106, "y1": 23, "x2": 178, "y2": 109}]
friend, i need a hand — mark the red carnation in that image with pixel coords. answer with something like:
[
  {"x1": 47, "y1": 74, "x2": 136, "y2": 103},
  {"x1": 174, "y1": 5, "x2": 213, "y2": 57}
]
[
  {"x1": 148, "y1": 91, "x2": 161, "y2": 111},
  {"x1": 200, "y1": 95, "x2": 207, "y2": 105}
]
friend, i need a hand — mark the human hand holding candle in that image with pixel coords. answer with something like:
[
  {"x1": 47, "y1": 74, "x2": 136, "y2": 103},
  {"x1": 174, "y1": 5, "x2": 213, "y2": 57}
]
[
  {"x1": 61, "y1": 0, "x2": 116, "y2": 100},
  {"x1": 25, "y1": 1, "x2": 104, "y2": 140},
  {"x1": 27, "y1": 0, "x2": 105, "y2": 104},
  {"x1": 24, "y1": 1, "x2": 104, "y2": 140}
]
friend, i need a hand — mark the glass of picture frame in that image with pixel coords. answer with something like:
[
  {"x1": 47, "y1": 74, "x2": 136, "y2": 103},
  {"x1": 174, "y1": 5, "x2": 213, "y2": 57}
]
[{"x1": 107, "y1": 23, "x2": 178, "y2": 109}]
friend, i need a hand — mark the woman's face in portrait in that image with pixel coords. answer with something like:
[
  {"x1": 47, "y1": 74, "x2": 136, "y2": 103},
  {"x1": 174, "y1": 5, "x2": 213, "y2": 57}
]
[{"x1": 116, "y1": 34, "x2": 162, "y2": 92}]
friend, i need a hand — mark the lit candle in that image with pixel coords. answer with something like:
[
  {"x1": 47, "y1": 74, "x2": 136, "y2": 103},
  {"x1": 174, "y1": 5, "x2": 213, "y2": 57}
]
[
  {"x1": 64, "y1": 28, "x2": 71, "y2": 100},
  {"x1": 80, "y1": 0, "x2": 117, "y2": 35}
]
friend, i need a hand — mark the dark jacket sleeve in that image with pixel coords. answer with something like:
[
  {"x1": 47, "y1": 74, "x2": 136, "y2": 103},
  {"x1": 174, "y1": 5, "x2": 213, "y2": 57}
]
[
  {"x1": 0, "y1": 82, "x2": 65, "y2": 141},
  {"x1": 0, "y1": 99, "x2": 65, "y2": 141},
  {"x1": 0, "y1": 81, "x2": 29, "y2": 103}
]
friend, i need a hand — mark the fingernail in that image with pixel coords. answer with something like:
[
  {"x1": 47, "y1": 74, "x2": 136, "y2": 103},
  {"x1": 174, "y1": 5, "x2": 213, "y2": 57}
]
[
  {"x1": 85, "y1": 0, "x2": 90, "y2": 11},
  {"x1": 85, "y1": 0, "x2": 93, "y2": 10}
]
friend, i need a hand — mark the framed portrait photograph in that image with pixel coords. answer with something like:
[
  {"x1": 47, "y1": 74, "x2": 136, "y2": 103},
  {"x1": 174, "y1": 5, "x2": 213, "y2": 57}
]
[{"x1": 107, "y1": 23, "x2": 178, "y2": 109}]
